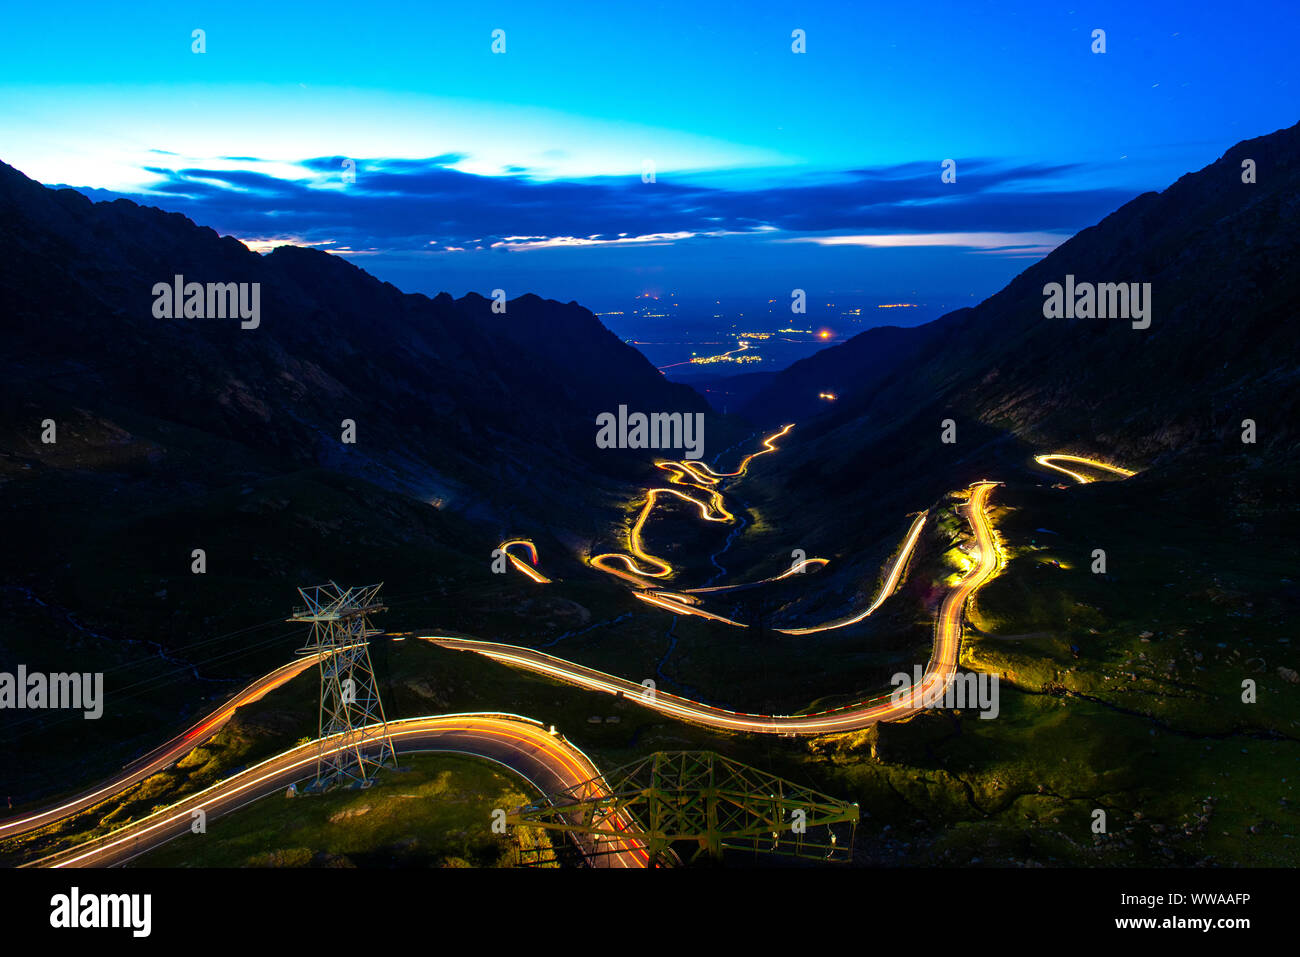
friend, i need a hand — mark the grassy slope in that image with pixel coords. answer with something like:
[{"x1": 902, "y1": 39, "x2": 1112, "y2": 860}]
[{"x1": 130, "y1": 754, "x2": 553, "y2": 868}]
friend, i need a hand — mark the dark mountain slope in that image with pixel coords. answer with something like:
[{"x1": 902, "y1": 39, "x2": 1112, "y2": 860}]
[
  {"x1": 0, "y1": 159, "x2": 730, "y2": 773},
  {"x1": 743, "y1": 121, "x2": 1300, "y2": 468},
  {"x1": 0, "y1": 160, "x2": 715, "y2": 513}
]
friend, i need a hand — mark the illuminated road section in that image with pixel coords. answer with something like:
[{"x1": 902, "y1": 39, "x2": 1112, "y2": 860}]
[
  {"x1": 682, "y1": 556, "x2": 830, "y2": 594},
  {"x1": 692, "y1": 423, "x2": 794, "y2": 477},
  {"x1": 25, "y1": 715, "x2": 647, "y2": 869},
  {"x1": 503, "y1": 422, "x2": 927, "y2": 633},
  {"x1": 587, "y1": 426, "x2": 793, "y2": 582},
  {"x1": 0, "y1": 654, "x2": 327, "y2": 841},
  {"x1": 775, "y1": 511, "x2": 928, "y2": 635},
  {"x1": 500, "y1": 539, "x2": 551, "y2": 583},
  {"x1": 430, "y1": 482, "x2": 1002, "y2": 734},
  {"x1": 656, "y1": 338, "x2": 753, "y2": 371},
  {"x1": 1034, "y1": 453, "x2": 1136, "y2": 484},
  {"x1": 590, "y1": 486, "x2": 732, "y2": 581},
  {"x1": 11, "y1": 446, "x2": 1137, "y2": 865}
]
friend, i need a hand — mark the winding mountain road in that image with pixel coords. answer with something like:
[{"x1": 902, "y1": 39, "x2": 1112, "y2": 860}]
[
  {"x1": 4, "y1": 436, "x2": 1133, "y2": 867},
  {"x1": 23, "y1": 714, "x2": 645, "y2": 869},
  {"x1": 436, "y1": 482, "x2": 1001, "y2": 733}
]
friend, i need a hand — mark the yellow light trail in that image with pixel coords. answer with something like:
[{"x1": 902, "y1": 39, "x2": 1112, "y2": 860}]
[
  {"x1": 585, "y1": 425, "x2": 792, "y2": 582},
  {"x1": 1033, "y1": 453, "x2": 1136, "y2": 484},
  {"x1": 500, "y1": 511, "x2": 923, "y2": 634},
  {"x1": 655, "y1": 463, "x2": 735, "y2": 521},
  {"x1": 22, "y1": 451, "x2": 1139, "y2": 864},
  {"x1": 774, "y1": 511, "x2": 928, "y2": 635},
  {"x1": 589, "y1": 486, "x2": 733, "y2": 580},
  {"x1": 19, "y1": 447, "x2": 1143, "y2": 867},
  {"x1": 669, "y1": 461, "x2": 721, "y2": 486},
  {"x1": 633, "y1": 591, "x2": 748, "y2": 625},
  {"x1": 0, "y1": 653, "x2": 331, "y2": 841},
  {"x1": 682, "y1": 556, "x2": 830, "y2": 594},
  {"x1": 500, "y1": 422, "x2": 928, "y2": 634},
  {"x1": 500, "y1": 539, "x2": 551, "y2": 583},
  {"x1": 426, "y1": 482, "x2": 1002, "y2": 733},
  {"x1": 657, "y1": 338, "x2": 753, "y2": 371},
  {"x1": 689, "y1": 423, "x2": 794, "y2": 478},
  {"x1": 30, "y1": 714, "x2": 647, "y2": 869}
]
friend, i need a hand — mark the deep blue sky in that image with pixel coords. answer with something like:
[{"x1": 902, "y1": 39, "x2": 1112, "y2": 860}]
[{"x1": 1, "y1": 1, "x2": 1295, "y2": 314}]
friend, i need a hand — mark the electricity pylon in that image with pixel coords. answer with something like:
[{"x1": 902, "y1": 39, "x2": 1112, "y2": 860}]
[
  {"x1": 289, "y1": 582, "x2": 396, "y2": 790},
  {"x1": 511, "y1": 751, "x2": 859, "y2": 866}
]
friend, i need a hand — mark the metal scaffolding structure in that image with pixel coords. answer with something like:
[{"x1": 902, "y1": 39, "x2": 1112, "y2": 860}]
[
  {"x1": 511, "y1": 750, "x2": 859, "y2": 866},
  {"x1": 289, "y1": 582, "x2": 396, "y2": 790}
]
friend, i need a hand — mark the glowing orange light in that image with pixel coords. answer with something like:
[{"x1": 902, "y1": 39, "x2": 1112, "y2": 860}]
[
  {"x1": 431, "y1": 481, "x2": 1002, "y2": 734},
  {"x1": 500, "y1": 539, "x2": 552, "y2": 583},
  {"x1": 1033, "y1": 454, "x2": 1136, "y2": 485}
]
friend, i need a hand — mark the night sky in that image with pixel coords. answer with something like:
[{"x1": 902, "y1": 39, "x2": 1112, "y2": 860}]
[{"x1": 2, "y1": 1, "x2": 1295, "y2": 314}]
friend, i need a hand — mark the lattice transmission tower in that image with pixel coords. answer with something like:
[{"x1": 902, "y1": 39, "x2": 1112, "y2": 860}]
[
  {"x1": 511, "y1": 750, "x2": 859, "y2": 866},
  {"x1": 289, "y1": 582, "x2": 396, "y2": 790}
]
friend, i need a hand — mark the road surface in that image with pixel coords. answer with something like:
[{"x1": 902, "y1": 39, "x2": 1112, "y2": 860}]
[{"x1": 25, "y1": 714, "x2": 646, "y2": 869}]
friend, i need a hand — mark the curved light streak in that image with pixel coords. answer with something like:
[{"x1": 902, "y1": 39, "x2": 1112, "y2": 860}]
[
  {"x1": 15, "y1": 447, "x2": 1139, "y2": 864},
  {"x1": 589, "y1": 486, "x2": 733, "y2": 580},
  {"x1": 0, "y1": 653, "x2": 329, "y2": 841},
  {"x1": 1033, "y1": 453, "x2": 1136, "y2": 485},
  {"x1": 682, "y1": 556, "x2": 830, "y2": 594},
  {"x1": 428, "y1": 482, "x2": 1002, "y2": 734},
  {"x1": 689, "y1": 423, "x2": 794, "y2": 478},
  {"x1": 500, "y1": 539, "x2": 552, "y2": 583},
  {"x1": 500, "y1": 422, "x2": 925, "y2": 633},
  {"x1": 27, "y1": 714, "x2": 647, "y2": 869},
  {"x1": 774, "y1": 511, "x2": 928, "y2": 635},
  {"x1": 587, "y1": 424, "x2": 794, "y2": 582}
]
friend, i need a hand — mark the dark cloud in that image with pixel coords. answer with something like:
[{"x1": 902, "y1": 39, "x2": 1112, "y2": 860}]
[{"x1": 72, "y1": 156, "x2": 1132, "y2": 252}]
